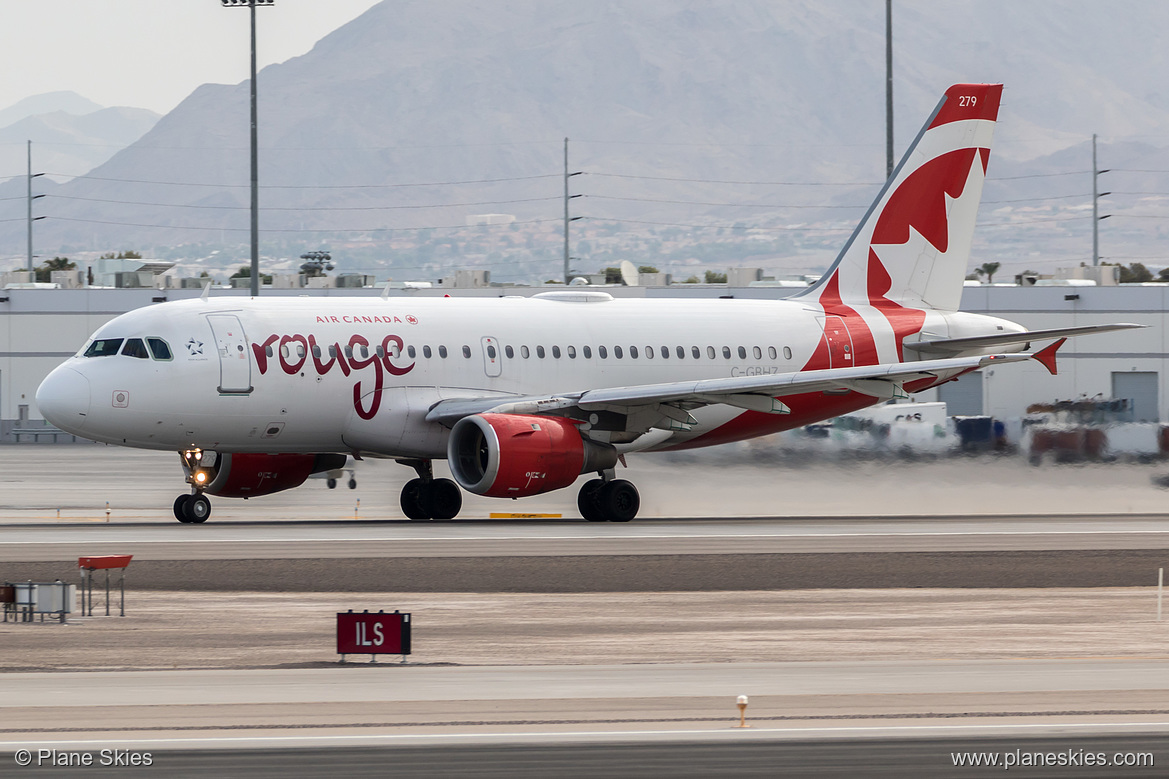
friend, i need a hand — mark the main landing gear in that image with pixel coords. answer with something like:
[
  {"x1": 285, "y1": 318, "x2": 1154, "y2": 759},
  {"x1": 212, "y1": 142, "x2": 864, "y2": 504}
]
[
  {"x1": 174, "y1": 493, "x2": 211, "y2": 524},
  {"x1": 577, "y1": 475, "x2": 640, "y2": 522},
  {"x1": 396, "y1": 459, "x2": 462, "y2": 520}
]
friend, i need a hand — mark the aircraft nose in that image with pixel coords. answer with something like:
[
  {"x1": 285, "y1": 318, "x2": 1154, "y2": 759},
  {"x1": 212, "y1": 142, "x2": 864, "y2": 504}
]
[{"x1": 36, "y1": 366, "x2": 91, "y2": 432}]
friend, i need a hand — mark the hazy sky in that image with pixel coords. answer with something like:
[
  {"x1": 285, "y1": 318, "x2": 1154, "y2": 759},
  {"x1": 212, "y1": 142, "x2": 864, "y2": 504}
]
[{"x1": 1, "y1": 0, "x2": 383, "y2": 115}]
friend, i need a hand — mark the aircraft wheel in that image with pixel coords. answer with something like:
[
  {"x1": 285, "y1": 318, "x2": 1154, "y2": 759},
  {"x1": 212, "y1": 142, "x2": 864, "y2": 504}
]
[
  {"x1": 598, "y1": 479, "x2": 640, "y2": 522},
  {"x1": 577, "y1": 478, "x2": 606, "y2": 522},
  {"x1": 428, "y1": 478, "x2": 462, "y2": 520},
  {"x1": 185, "y1": 494, "x2": 212, "y2": 524},
  {"x1": 173, "y1": 494, "x2": 193, "y2": 523},
  {"x1": 400, "y1": 478, "x2": 430, "y2": 520},
  {"x1": 348, "y1": 478, "x2": 357, "y2": 490},
  {"x1": 327, "y1": 478, "x2": 337, "y2": 489}
]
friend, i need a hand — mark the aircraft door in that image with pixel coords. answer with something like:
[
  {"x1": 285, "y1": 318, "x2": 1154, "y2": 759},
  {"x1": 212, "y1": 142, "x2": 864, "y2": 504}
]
[
  {"x1": 207, "y1": 314, "x2": 253, "y2": 395},
  {"x1": 823, "y1": 316, "x2": 854, "y2": 369},
  {"x1": 481, "y1": 336, "x2": 501, "y2": 378}
]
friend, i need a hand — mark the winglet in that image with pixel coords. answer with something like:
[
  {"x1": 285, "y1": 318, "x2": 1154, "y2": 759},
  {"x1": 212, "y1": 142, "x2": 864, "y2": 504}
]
[
  {"x1": 380, "y1": 283, "x2": 391, "y2": 301},
  {"x1": 1031, "y1": 338, "x2": 1066, "y2": 376},
  {"x1": 200, "y1": 281, "x2": 211, "y2": 301}
]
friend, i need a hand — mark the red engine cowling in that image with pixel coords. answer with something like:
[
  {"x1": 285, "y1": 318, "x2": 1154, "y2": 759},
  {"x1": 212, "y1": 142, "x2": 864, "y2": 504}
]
[
  {"x1": 447, "y1": 413, "x2": 617, "y2": 498},
  {"x1": 192, "y1": 452, "x2": 346, "y2": 498}
]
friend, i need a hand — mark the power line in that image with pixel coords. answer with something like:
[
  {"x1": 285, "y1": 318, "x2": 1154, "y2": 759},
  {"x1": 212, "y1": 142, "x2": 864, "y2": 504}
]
[
  {"x1": 588, "y1": 172, "x2": 881, "y2": 186},
  {"x1": 48, "y1": 172, "x2": 561, "y2": 189},
  {"x1": 49, "y1": 216, "x2": 561, "y2": 233},
  {"x1": 46, "y1": 194, "x2": 561, "y2": 211}
]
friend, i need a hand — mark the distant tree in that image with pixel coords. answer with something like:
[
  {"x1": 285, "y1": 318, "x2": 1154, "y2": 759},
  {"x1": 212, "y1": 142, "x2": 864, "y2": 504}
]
[
  {"x1": 975, "y1": 262, "x2": 1001, "y2": 283},
  {"x1": 682, "y1": 275, "x2": 700, "y2": 284},
  {"x1": 704, "y1": 270, "x2": 728, "y2": 284},
  {"x1": 637, "y1": 265, "x2": 659, "y2": 274},
  {"x1": 99, "y1": 251, "x2": 142, "y2": 260},
  {"x1": 229, "y1": 265, "x2": 272, "y2": 284},
  {"x1": 1120, "y1": 262, "x2": 1153, "y2": 283},
  {"x1": 35, "y1": 256, "x2": 76, "y2": 283},
  {"x1": 602, "y1": 266, "x2": 622, "y2": 284},
  {"x1": 1157, "y1": 267, "x2": 1169, "y2": 282}
]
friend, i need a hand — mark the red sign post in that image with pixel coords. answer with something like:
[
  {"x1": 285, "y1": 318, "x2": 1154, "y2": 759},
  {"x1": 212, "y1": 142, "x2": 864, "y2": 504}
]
[{"x1": 336, "y1": 610, "x2": 411, "y2": 662}]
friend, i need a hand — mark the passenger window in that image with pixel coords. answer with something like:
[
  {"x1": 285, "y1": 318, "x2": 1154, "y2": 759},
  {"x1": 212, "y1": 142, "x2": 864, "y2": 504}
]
[
  {"x1": 660, "y1": 346, "x2": 669, "y2": 359},
  {"x1": 676, "y1": 346, "x2": 685, "y2": 359},
  {"x1": 722, "y1": 346, "x2": 731, "y2": 359},
  {"x1": 521, "y1": 346, "x2": 530, "y2": 359},
  {"x1": 121, "y1": 338, "x2": 149, "y2": 359},
  {"x1": 630, "y1": 346, "x2": 638, "y2": 358},
  {"x1": 505, "y1": 345, "x2": 514, "y2": 359},
  {"x1": 753, "y1": 346, "x2": 762, "y2": 359},
  {"x1": 328, "y1": 345, "x2": 338, "y2": 359},
  {"x1": 567, "y1": 345, "x2": 577, "y2": 359},
  {"x1": 407, "y1": 345, "x2": 416, "y2": 358},
  {"x1": 768, "y1": 346, "x2": 777, "y2": 360},
  {"x1": 645, "y1": 346, "x2": 653, "y2": 359},
  {"x1": 552, "y1": 345, "x2": 561, "y2": 358},
  {"x1": 376, "y1": 345, "x2": 385, "y2": 359},
  {"x1": 423, "y1": 345, "x2": 432, "y2": 359},
  {"x1": 83, "y1": 338, "x2": 124, "y2": 357},
  {"x1": 537, "y1": 346, "x2": 546, "y2": 358},
  {"x1": 783, "y1": 346, "x2": 792, "y2": 360},
  {"x1": 582, "y1": 345, "x2": 591, "y2": 359},
  {"x1": 487, "y1": 344, "x2": 497, "y2": 359},
  {"x1": 359, "y1": 344, "x2": 370, "y2": 360},
  {"x1": 462, "y1": 345, "x2": 472, "y2": 358},
  {"x1": 614, "y1": 346, "x2": 623, "y2": 359},
  {"x1": 707, "y1": 346, "x2": 716, "y2": 359},
  {"x1": 439, "y1": 345, "x2": 448, "y2": 358},
  {"x1": 266, "y1": 345, "x2": 275, "y2": 359},
  {"x1": 599, "y1": 346, "x2": 608, "y2": 359},
  {"x1": 691, "y1": 346, "x2": 700, "y2": 359},
  {"x1": 738, "y1": 346, "x2": 747, "y2": 359},
  {"x1": 147, "y1": 338, "x2": 172, "y2": 361},
  {"x1": 386, "y1": 342, "x2": 400, "y2": 358}
]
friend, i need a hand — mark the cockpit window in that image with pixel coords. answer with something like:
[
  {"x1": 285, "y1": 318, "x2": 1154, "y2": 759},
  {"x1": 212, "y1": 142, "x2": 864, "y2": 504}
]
[
  {"x1": 122, "y1": 338, "x2": 150, "y2": 359},
  {"x1": 83, "y1": 338, "x2": 124, "y2": 357},
  {"x1": 147, "y1": 338, "x2": 173, "y2": 361}
]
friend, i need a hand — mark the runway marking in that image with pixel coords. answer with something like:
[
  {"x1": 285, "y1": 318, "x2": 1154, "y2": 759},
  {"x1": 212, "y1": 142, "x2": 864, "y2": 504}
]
[
  {"x1": 7, "y1": 530, "x2": 1169, "y2": 545},
  {"x1": 3, "y1": 720, "x2": 1169, "y2": 749}
]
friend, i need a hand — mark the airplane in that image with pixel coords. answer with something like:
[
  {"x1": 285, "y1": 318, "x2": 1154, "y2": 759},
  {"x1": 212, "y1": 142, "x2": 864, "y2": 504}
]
[{"x1": 36, "y1": 83, "x2": 1139, "y2": 524}]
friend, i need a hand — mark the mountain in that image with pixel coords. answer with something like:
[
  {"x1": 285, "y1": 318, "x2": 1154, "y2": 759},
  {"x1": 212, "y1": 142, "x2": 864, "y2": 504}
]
[
  {"x1": 3, "y1": 1, "x2": 1169, "y2": 281},
  {"x1": 0, "y1": 106, "x2": 161, "y2": 183},
  {"x1": 0, "y1": 91, "x2": 103, "y2": 129}
]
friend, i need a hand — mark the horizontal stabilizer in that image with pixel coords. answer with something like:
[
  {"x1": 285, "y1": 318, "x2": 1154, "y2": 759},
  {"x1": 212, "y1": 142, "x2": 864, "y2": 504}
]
[{"x1": 903, "y1": 323, "x2": 1144, "y2": 354}]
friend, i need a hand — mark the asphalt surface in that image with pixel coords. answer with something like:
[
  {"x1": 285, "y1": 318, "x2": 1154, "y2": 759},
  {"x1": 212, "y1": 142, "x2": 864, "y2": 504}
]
[{"x1": 2, "y1": 736, "x2": 1166, "y2": 778}]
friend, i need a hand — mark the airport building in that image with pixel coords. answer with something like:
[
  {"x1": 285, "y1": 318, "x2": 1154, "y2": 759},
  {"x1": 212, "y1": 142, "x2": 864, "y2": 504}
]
[{"x1": 0, "y1": 273, "x2": 1163, "y2": 443}]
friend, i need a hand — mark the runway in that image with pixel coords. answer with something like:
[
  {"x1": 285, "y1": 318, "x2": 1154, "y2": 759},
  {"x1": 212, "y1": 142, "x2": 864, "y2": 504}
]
[{"x1": 4, "y1": 447, "x2": 1169, "y2": 774}]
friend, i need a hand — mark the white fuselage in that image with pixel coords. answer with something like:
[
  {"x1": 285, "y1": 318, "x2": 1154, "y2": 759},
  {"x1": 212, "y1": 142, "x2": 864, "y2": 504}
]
[{"x1": 36, "y1": 293, "x2": 1022, "y2": 457}]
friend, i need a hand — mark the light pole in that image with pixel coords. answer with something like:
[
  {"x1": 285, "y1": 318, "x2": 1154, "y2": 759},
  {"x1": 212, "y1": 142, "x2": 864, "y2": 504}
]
[{"x1": 221, "y1": 0, "x2": 273, "y2": 296}]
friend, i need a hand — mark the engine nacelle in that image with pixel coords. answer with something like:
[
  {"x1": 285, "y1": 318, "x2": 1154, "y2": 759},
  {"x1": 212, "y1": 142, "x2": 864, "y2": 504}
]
[
  {"x1": 447, "y1": 413, "x2": 617, "y2": 498},
  {"x1": 185, "y1": 452, "x2": 347, "y2": 498}
]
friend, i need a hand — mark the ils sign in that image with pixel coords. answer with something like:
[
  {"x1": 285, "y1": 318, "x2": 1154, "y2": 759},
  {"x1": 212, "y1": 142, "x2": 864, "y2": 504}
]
[{"x1": 336, "y1": 611, "x2": 411, "y2": 655}]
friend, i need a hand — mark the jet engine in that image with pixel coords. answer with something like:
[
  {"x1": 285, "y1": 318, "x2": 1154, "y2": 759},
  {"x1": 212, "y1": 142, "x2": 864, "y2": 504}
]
[
  {"x1": 183, "y1": 451, "x2": 347, "y2": 498},
  {"x1": 447, "y1": 413, "x2": 617, "y2": 498}
]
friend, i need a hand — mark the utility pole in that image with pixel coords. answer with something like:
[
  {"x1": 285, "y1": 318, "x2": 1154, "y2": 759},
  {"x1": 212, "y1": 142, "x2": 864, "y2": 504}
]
[
  {"x1": 222, "y1": 0, "x2": 273, "y2": 295},
  {"x1": 26, "y1": 141, "x2": 45, "y2": 275},
  {"x1": 1092, "y1": 133, "x2": 1111, "y2": 266},
  {"x1": 885, "y1": 0, "x2": 894, "y2": 179},
  {"x1": 563, "y1": 138, "x2": 582, "y2": 284}
]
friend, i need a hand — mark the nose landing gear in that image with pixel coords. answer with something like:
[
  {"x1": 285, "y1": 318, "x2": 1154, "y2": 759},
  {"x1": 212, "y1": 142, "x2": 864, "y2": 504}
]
[{"x1": 173, "y1": 493, "x2": 211, "y2": 524}]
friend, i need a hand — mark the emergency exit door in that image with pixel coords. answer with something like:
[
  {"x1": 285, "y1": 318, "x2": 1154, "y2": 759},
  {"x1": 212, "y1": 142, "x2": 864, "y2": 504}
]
[{"x1": 822, "y1": 316, "x2": 854, "y2": 369}]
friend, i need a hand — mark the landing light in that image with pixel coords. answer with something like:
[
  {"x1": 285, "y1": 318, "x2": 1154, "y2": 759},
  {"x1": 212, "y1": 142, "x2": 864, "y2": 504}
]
[{"x1": 195, "y1": 471, "x2": 208, "y2": 485}]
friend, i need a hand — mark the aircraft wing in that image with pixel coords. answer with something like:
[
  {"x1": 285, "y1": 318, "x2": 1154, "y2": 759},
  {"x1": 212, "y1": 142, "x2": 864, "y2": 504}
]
[
  {"x1": 903, "y1": 323, "x2": 1143, "y2": 354},
  {"x1": 425, "y1": 351, "x2": 1039, "y2": 429}
]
